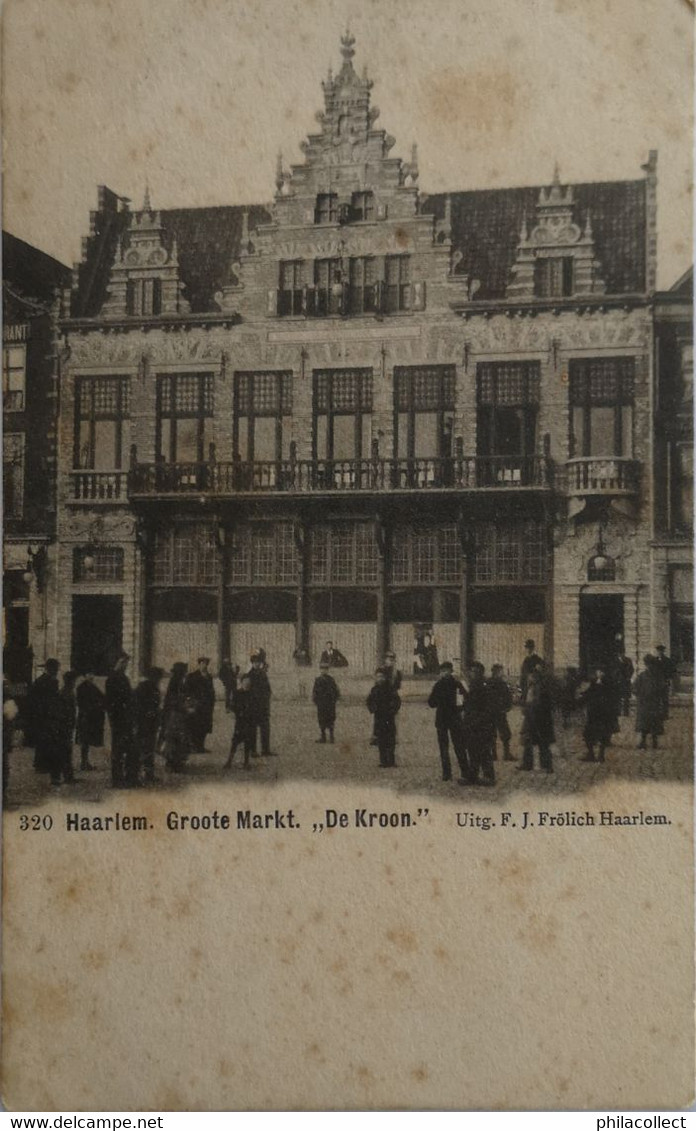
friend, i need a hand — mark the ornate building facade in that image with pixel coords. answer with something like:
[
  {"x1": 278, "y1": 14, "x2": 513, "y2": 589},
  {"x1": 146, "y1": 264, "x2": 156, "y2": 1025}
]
[
  {"x1": 3, "y1": 232, "x2": 71, "y2": 690},
  {"x1": 54, "y1": 35, "x2": 670, "y2": 684}
]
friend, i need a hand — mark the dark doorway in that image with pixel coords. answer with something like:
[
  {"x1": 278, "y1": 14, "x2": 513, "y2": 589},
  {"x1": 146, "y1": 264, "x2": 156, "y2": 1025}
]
[
  {"x1": 579, "y1": 594, "x2": 624, "y2": 675},
  {"x1": 71, "y1": 595, "x2": 123, "y2": 675}
]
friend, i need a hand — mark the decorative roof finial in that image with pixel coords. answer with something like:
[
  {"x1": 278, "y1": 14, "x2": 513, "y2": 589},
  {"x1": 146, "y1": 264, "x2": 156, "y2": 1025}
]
[
  {"x1": 275, "y1": 152, "x2": 284, "y2": 193},
  {"x1": 583, "y1": 210, "x2": 594, "y2": 240},
  {"x1": 519, "y1": 214, "x2": 528, "y2": 243},
  {"x1": 411, "y1": 143, "x2": 419, "y2": 176},
  {"x1": 143, "y1": 183, "x2": 152, "y2": 213},
  {"x1": 552, "y1": 161, "x2": 561, "y2": 187},
  {"x1": 340, "y1": 27, "x2": 356, "y2": 67}
]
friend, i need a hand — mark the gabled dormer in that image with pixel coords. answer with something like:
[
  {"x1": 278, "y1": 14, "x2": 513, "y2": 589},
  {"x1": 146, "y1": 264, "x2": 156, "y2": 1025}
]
[
  {"x1": 506, "y1": 167, "x2": 606, "y2": 301},
  {"x1": 102, "y1": 190, "x2": 190, "y2": 318}
]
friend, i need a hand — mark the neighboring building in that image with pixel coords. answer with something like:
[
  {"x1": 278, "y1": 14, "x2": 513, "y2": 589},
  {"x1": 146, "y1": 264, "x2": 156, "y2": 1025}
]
[
  {"x1": 56, "y1": 34, "x2": 661, "y2": 683},
  {"x1": 3, "y1": 232, "x2": 71, "y2": 689},
  {"x1": 653, "y1": 268, "x2": 693, "y2": 688}
]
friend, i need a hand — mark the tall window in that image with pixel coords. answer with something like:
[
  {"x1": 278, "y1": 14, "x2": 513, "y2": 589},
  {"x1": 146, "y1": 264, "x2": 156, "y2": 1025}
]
[
  {"x1": 671, "y1": 442, "x2": 693, "y2": 533},
  {"x1": 310, "y1": 523, "x2": 379, "y2": 585},
  {"x1": 534, "y1": 256, "x2": 574, "y2": 298},
  {"x1": 348, "y1": 257, "x2": 378, "y2": 314},
  {"x1": 278, "y1": 261, "x2": 305, "y2": 316},
  {"x1": 3, "y1": 342, "x2": 26, "y2": 411},
  {"x1": 3, "y1": 433, "x2": 24, "y2": 518},
  {"x1": 228, "y1": 523, "x2": 298, "y2": 586},
  {"x1": 391, "y1": 525, "x2": 462, "y2": 585},
  {"x1": 569, "y1": 357, "x2": 634, "y2": 458},
  {"x1": 75, "y1": 377, "x2": 131, "y2": 469},
  {"x1": 394, "y1": 365, "x2": 455, "y2": 460},
  {"x1": 351, "y1": 191, "x2": 375, "y2": 221},
  {"x1": 314, "y1": 193, "x2": 338, "y2": 224},
  {"x1": 152, "y1": 525, "x2": 219, "y2": 586},
  {"x1": 157, "y1": 373, "x2": 213, "y2": 463},
  {"x1": 314, "y1": 258, "x2": 344, "y2": 316},
  {"x1": 477, "y1": 362, "x2": 540, "y2": 458},
  {"x1": 127, "y1": 278, "x2": 162, "y2": 316},
  {"x1": 234, "y1": 372, "x2": 293, "y2": 462},
  {"x1": 313, "y1": 369, "x2": 373, "y2": 463},
  {"x1": 385, "y1": 255, "x2": 411, "y2": 312},
  {"x1": 474, "y1": 521, "x2": 547, "y2": 584}
]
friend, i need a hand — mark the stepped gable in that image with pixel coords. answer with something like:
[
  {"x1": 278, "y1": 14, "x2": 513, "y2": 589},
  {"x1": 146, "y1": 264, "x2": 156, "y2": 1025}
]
[{"x1": 422, "y1": 178, "x2": 646, "y2": 298}]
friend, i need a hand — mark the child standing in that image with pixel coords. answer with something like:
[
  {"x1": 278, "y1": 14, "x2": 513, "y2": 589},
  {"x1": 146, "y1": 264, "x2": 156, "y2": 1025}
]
[
  {"x1": 225, "y1": 676, "x2": 255, "y2": 769},
  {"x1": 367, "y1": 667, "x2": 401, "y2": 768},
  {"x1": 312, "y1": 661, "x2": 340, "y2": 743}
]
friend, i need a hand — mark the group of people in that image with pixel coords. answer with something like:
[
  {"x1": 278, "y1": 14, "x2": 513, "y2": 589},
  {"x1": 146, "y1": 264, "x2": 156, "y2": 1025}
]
[
  {"x1": 18, "y1": 652, "x2": 219, "y2": 788},
  {"x1": 5, "y1": 634, "x2": 678, "y2": 792}
]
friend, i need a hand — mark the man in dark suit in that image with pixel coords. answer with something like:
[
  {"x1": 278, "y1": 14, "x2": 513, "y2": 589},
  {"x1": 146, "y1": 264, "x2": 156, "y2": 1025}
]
[
  {"x1": 462, "y1": 662, "x2": 496, "y2": 786},
  {"x1": 27, "y1": 658, "x2": 60, "y2": 770},
  {"x1": 184, "y1": 656, "x2": 216, "y2": 753},
  {"x1": 427, "y1": 661, "x2": 469, "y2": 783},
  {"x1": 76, "y1": 671, "x2": 105, "y2": 771},
  {"x1": 520, "y1": 639, "x2": 542, "y2": 703},
  {"x1": 319, "y1": 640, "x2": 349, "y2": 668},
  {"x1": 246, "y1": 652, "x2": 274, "y2": 756},
  {"x1": 105, "y1": 652, "x2": 133, "y2": 787}
]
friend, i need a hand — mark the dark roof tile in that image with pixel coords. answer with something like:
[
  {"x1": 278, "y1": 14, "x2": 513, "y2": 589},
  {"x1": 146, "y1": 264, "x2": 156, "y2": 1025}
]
[{"x1": 422, "y1": 179, "x2": 646, "y2": 297}]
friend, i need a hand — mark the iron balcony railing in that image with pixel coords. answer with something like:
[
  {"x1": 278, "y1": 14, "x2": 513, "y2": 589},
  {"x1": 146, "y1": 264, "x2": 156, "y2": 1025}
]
[
  {"x1": 128, "y1": 455, "x2": 553, "y2": 498},
  {"x1": 70, "y1": 470, "x2": 130, "y2": 502},
  {"x1": 564, "y1": 457, "x2": 641, "y2": 496}
]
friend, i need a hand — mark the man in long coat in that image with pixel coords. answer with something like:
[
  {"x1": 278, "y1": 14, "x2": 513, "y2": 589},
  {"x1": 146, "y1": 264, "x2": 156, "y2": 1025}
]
[
  {"x1": 27, "y1": 658, "x2": 61, "y2": 772},
  {"x1": 427, "y1": 661, "x2": 469, "y2": 782},
  {"x1": 579, "y1": 667, "x2": 616, "y2": 763},
  {"x1": 461, "y1": 662, "x2": 496, "y2": 786},
  {"x1": 518, "y1": 663, "x2": 555, "y2": 773},
  {"x1": 134, "y1": 667, "x2": 163, "y2": 784},
  {"x1": 76, "y1": 672, "x2": 105, "y2": 771},
  {"x1": 635, "y1": 655, "x2": 664, "y2": 750},
  {"x1": 105, "y1": 652, "x2": 133, "y2": 787},
  {"x1": 184, "y1": 657, "x2": 216, "y2": 753},
  {"x1": 247, "y1": 652, "x2": 273, "y2": 756}
]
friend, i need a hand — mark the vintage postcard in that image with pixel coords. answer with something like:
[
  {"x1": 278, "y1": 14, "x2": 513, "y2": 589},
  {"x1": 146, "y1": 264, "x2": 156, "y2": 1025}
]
[{"x1": 2, "y1": 0, "x2": 694, "y2": 1112}]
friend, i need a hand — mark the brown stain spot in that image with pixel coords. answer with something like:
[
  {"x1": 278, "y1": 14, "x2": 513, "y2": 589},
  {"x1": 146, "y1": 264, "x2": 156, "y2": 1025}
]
[
  {"x1": 57, "y1": 71, "x2": 80, "y2": 95},
  {"x1": 339, "y1": 980, "x2": 354, "y2": 996},
  {"x1": 392, "y1": 970, "x2": 411, "y2": 985},
  {"x1": 395, "y1": 226, "x2": 409, "y2": 249},
  {"x1": 278, "y1": 935, "x2": 299, "y2": 965},
  {"x1": 355, "y1": 1065, "x2": 375, "y2": 1083},
  {"x1": 520, "y1": 912, "x2": 559, "y2": 953},
  {"x1": 386, "y1": 927, "x2": 418, "y2": 954},
  {"x1": 433, "y1": 945, "x2": 450, "y2": 963},
  {"x1": 431, "y1": 877, "x2": 441, "y2": 899},
  {"x1": 424, "y1": 65, "x2": 520, "y2": 138},
  {"x1": 218, "y1": 1057, "x2": 235, "y2": 1078},
  {"x1": 83, "y1": 949, "x2": 108, "y2": 971},
  {"x1": 411, "y1": 1065, "x2": 429, "y2": 1082},
  {"x1": 330, "y1": 957, "x2": 347, "y2": 974}
]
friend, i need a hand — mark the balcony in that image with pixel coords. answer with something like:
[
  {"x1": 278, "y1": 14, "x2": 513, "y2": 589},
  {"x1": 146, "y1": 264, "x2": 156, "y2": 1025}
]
[
  {"x1": 564, "y1": 458, "x2": 641, "y2": 496},
  {"x1": 70, "y1": 470, "x2": 130, "y2": 503},
  {"x1": 128, "y1": 455, "x2": 553, "y2": 500}
]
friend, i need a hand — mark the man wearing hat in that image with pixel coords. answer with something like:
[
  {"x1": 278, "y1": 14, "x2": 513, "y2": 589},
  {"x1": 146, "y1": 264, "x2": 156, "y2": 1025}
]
[
  {"x1": 653, "y1": 645, "x2": 676, "y2": 720},
  {"x1": 106, "y1": 652, "x2": 134, "y2": 787},
  {"x1": 134, "y1": 667, "x2": 164, "y2": 784},
  {"x1": 427, "y1": 661, "x2": 469, "y2": 782},
  {"x1": 367, "y1": 667, "x2": 401, "y2": 768},
  {"x1": 520, "y1": 639, "x2": 542, "y2": 704},
  {"x1": 370, "y1": 650, "x2": 402, "y2": 745},
  {"x1": 312, "y1": 661, "x2": 340, "y2": 744},
  {"x1": 184, "y1": 656, "x2": 216, "y2": 753},
  {"x1": 246, "y1": 651, "x2": 274, "y2": 756},
  {"x1": 26, "y1": 658, "x2": 61, "y2": 770}
]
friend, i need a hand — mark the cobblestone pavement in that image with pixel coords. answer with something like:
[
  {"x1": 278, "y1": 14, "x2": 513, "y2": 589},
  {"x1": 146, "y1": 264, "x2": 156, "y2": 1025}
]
[{"x1": 4, "y1": 698, "x2": 693, "y2": 810}]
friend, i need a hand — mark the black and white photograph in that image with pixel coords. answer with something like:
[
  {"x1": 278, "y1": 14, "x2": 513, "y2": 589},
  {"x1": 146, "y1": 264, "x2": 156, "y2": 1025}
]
[{"x1": 2, "y1": 0, "x2": 693, "y2": 1113}]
